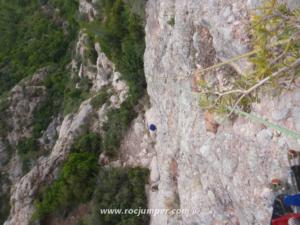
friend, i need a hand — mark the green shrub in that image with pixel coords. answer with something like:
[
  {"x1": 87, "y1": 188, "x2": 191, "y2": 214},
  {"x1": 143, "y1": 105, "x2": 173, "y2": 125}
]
[
  {"x1": 63, "y1": 77, "x2": 92, "y2": 115},
  {"x1": 0, "y1": 97, "x2": 11, "y2": 136},
  {"x1": 102, "y1": 99, "x2": 137, "y2": 157},
  {"x1": 0, "y1": 174, "x2": 10, "y2": 225},
  {"x1": 90, "y1": 167, "x2": 150, "y2": 225},
  {"x1": 90, "y1": 89, "x2": 110, "y2": 109},
  {"x1": 86, "y1": 0, "x2": 146, "y2": 99},
  {"x1": 167, "y1": 17, "x2": 175, "y2": 26},
  {"x1": 17, "y1": 138, "x2": 40, "y2": 173},
  {"x1": 0, "y1": 193, "x2": 10, "y2": 224},
  {"x1": 33, "y1": 152, "x2": 99, "y2": 222},
  {"x1": 72, "y1": 132, "x2": 102, "y2": 154},
  {"x1": 85, "y1": 35, "x2": 98, "y2": 65},
  {"x1": 125, "y1": 0, "x2": 147, "y2": 20}
]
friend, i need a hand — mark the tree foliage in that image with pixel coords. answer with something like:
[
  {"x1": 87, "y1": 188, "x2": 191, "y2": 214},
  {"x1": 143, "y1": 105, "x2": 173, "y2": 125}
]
[
  {"x1": 0, "y1": 0, "x2": 79, "y2": 93},
  {"x1": 89, "y1": 167, "x2": 150, "y2": 225},
  {"x1": 33, "y1": 152, "x2": 99, "y2": 222}
]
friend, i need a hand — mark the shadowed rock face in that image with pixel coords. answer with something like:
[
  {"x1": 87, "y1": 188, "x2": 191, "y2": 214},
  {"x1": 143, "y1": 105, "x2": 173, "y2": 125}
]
[{"x1": 144, "y1": 0, "x2": 300, "y2": 224}]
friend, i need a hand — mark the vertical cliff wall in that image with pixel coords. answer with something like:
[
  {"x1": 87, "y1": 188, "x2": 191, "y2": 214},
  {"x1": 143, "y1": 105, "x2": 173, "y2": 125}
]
[{"x1": 144, "y1": 0, "x2": 300, "y2": 224}]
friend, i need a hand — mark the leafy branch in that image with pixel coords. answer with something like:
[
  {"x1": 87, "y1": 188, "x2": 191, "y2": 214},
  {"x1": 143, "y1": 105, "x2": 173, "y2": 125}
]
[{"x1": 198, "y1": 0, "x2": 300, "y2": 116}]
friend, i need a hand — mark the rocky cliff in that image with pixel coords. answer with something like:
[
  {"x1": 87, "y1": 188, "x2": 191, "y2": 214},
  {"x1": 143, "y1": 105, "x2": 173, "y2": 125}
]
[
  {"x1": 144, "y1": 0, "x2": 300, "y2": 224},
  {"x1": 1, "y1": 0, "x2": 300, "y2": 225}
]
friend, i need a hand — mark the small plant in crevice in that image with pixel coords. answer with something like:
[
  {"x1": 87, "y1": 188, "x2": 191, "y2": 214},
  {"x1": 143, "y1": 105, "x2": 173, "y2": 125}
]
[
  {"x1": 197, "y1": 0, "x2": 300, "y2": 116},
  {"x1": 167, "y1": 16, "x2": 175, "y2": 27}
]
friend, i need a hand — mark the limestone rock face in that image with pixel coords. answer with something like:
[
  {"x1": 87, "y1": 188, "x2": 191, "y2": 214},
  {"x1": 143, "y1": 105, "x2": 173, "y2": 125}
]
[
  {"x1": 79, "y1": 0, "x2": 97, "y2": 21},
  {"x1": 4, "y1": 100, "x2": 93, "y2": 225},
  {"x1": 0, "y1": 69, "x2": 52, "y2": 183},
  {"x1": 144, "y1": 0, "x2": 300, "y2": 225},
  {"x1": 7, "y1": 69, "x2": 49, "y2": 146}
]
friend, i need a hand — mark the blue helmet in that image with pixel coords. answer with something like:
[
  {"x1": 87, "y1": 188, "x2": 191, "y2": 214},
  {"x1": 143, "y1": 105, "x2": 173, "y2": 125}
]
[{"x1": 149, "y1": 124, "x2": 157, "y2": 131}]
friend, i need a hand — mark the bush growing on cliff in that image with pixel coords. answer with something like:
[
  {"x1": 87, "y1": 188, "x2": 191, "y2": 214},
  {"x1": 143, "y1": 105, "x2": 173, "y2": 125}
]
[
  {"x1": 102, "y1": 98, "x2": 138, "y2": 156},
  {"x1": 90, "y1": 88, "x2": 111, "y2": 109},
  {"x1": 32, "y1": 138, "x2": 150, "y2": 225},
  {"x1": 17, "y1": 138, "x2": 39, "y2": 173},
  {"x1": 89, "y1": 167, "x2": 150, "y2": 225},
  {"x1": 0, "y1": 174, "x2": 10, "y2": 225},
  {"x1": 32, "y1": 152, "x2": 99, "y2": 222},
  {"x1": 32, "y1": 131, "x2": 101, "y2": 222},
  {"x1": 0, "y1": 97, "x2": 11, "y2": 136},
  {"x1": 198, "y1": 0, "x2": 300, "y2": 115},
  {"x1": 63, "y1": 76, "x2": 93, "y2": 115},
  {"x1": 72, "y1": 132, "x2": 102, "y2": 154},
  {"x1": 0, "y1": 193, "x2": 10, "y2": 225},
  {"x1": 85, "y1": 35, "x2": 98, "y2": 65}
]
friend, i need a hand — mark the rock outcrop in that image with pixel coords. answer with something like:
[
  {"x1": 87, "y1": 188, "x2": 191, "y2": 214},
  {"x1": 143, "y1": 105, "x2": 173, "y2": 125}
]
[
  {"x1": 4, "y1": 100, "x2": 93, "y2": 225},
  {"x1": 7, "y1": 69, "x2": 49, "y2": 147}
]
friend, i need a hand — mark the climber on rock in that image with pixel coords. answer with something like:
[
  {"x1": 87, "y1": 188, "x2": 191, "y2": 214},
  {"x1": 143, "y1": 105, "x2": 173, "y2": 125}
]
[
  {"x1": 149, "y1": 123, "x2": 157, "y2": 138},
  {"x1": 149, "y1": 124, "x2": 157, "y2": 132}
]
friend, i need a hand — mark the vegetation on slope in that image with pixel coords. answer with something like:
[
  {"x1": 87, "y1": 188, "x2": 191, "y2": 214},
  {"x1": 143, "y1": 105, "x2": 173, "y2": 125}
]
[
  {"x1": 32, "y1": 132, "x2": 150, "y2": 225},
  {"x1": 32, "y1": 132, "x2": 101, "y2": 222},
  {"x1": 0, "y1": 0, "x2": 96, "y2": 174},
  {"x1": 32, "y1": 0, "x2": 150, "y2": 223},
  {"x1": 0, "y1": 0, "x2": 78, "y2": 93},
  {"x1": 0, "y1": 0, "x2": 149, "y2": 224},
  {"x1": 84, "y1": 0, "x2": 147, "y2": 157},
  {"x1": 0, "y1": 0, "x2": 80, "y2": 222},
  {"x1": 33, "y1": 151, "x2": 100, "y2": 222},
  {"x1": 88, "y1": 167, "x2": 150, "y2": 225}
]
